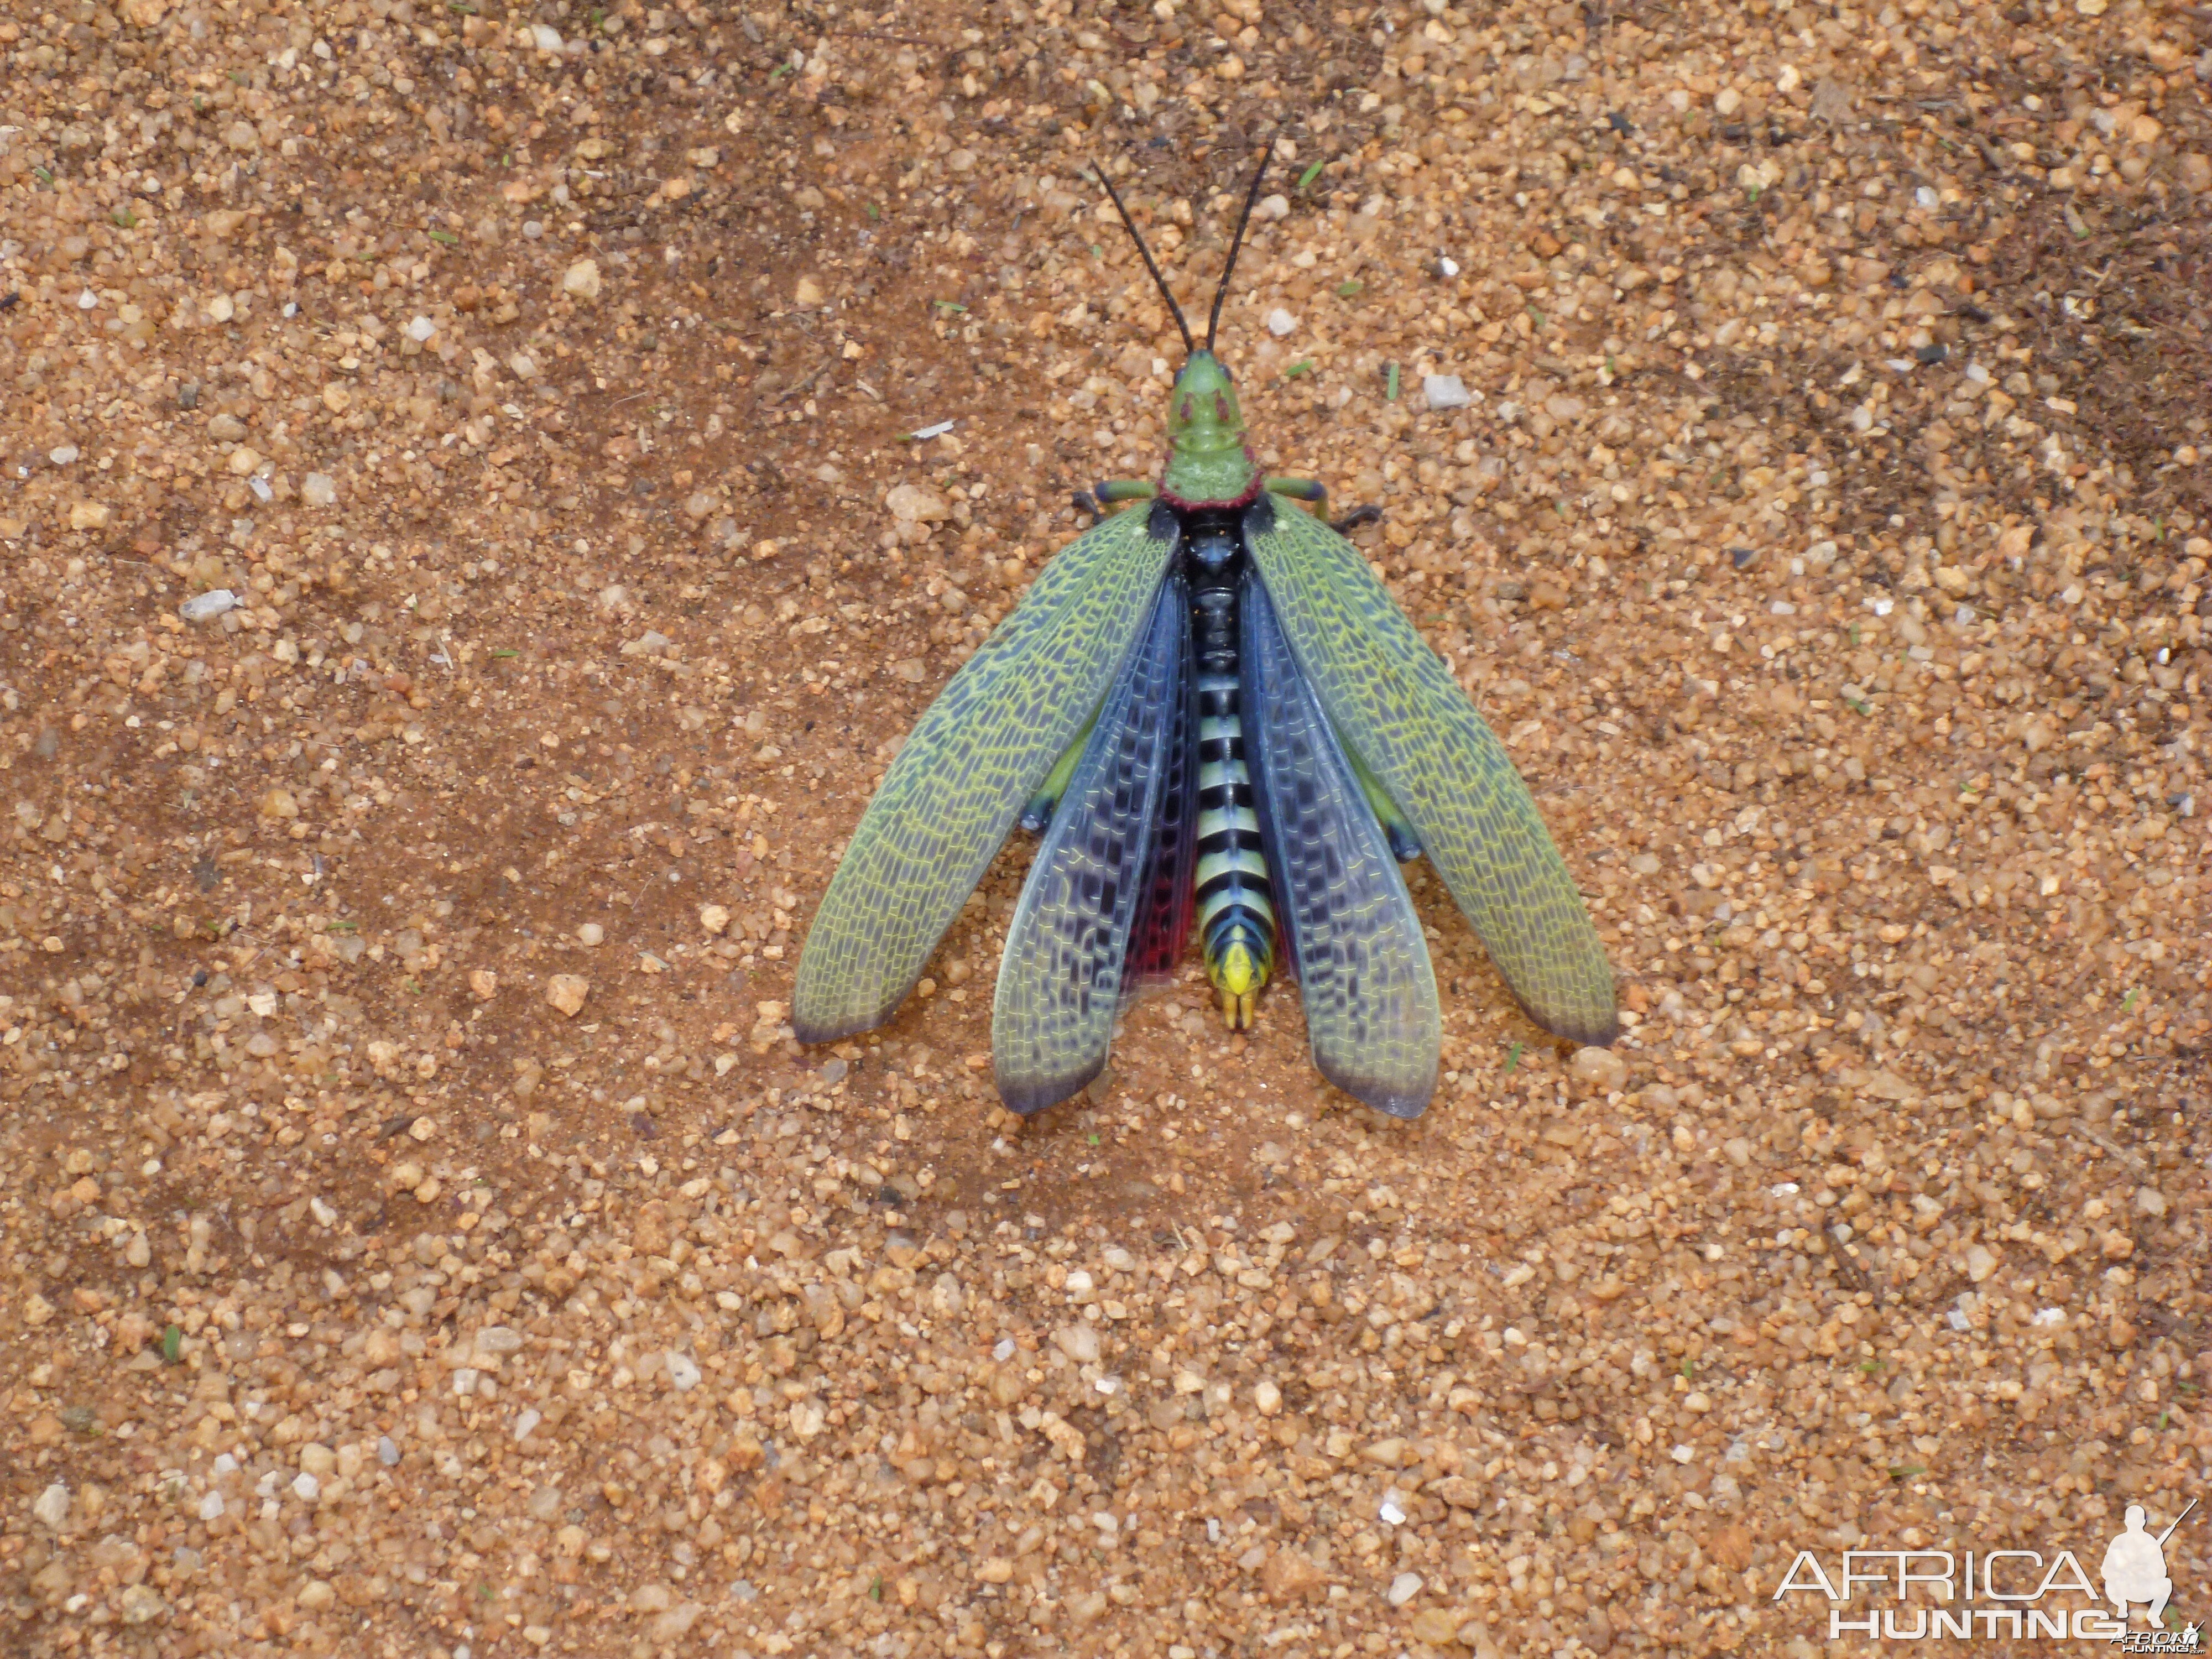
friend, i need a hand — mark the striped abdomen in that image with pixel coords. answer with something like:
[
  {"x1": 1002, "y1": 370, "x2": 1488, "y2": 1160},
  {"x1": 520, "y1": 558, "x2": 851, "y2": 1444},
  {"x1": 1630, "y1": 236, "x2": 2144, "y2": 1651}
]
[{"x1": 1190, "y1": 583, "x2": 1275, "y2": 1027}]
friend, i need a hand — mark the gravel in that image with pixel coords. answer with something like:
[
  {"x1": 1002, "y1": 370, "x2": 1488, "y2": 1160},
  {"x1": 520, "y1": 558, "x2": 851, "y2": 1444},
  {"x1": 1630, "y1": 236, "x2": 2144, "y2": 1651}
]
[{"x1": 2, "y1": 0, "x2": 2208, "y2": 1656}]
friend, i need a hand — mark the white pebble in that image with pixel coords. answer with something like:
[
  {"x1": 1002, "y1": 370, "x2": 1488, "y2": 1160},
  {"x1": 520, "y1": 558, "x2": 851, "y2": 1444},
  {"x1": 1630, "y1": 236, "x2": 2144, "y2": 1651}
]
[
  {"x1": 1916, "y1": 185, "x2": 1939, "y2": 208},
  {"x1": 212, "y1": 1454, "x2": 238, "y2": 1476},
  {"x1": 301, "y1": 473, "x2": 336, "y2": 508},
  {"x1": 1387, "y1": 1571, "x2": 1423, "y2": 1606},
  {"x1": 248, "y1": 476, "x2": 273, "y2": 503},
  {"x1": 179, "y1": 589, "x2": 241, "y2": 623},
  {"x1": 1379, "y1": 1492, "x2": 1408, "y2": 1526},
  {"x1": 33, "y1": 1483, "x2": 70, "y2": 1529},
  {"x1": 291, "y1": 1473, "x2": 320, "y2": 1502},
  {"x1": 562, "y1": 259, "x2": 602, "y2": 301},
  {"x1": 1265, "y1": 307, "x2": 1298, "y2": 337},
  {"x1": 993, "y1": 1338, "x2": 1016, "y2": 1362},
  {"x1": 77, "y1": 289, "x2": 98, "y2": 310},
  {"x1": 1422, "y1": 374, "x2": 1472, "y2": 410},
  {"x1": 1053, "y1": 1323, "x2": 1100, "y2": 1364},
  {"x1": 665, "y1": 1351, "x2": 702, "y2": 1392},
  {"x1": 530, "y1": 22, "x2": 563, "y2": 50},
  {"x1": 508, "y1": 353, "x2": 539, "y2": 379},
  {"x1": 1436, "y1": 254, "x2": 1460, "y2": 278},
  {"x1": 49, "y1": 445, "x2": 79, "y2": 465},
  {"x1": 377, "y1": 1436, "x2": 400, "y2": 1467},
  {"x1": 477, "y1": 1324, "x2": 524, "y2": 1354},
  {"x1": 453, "y1": 1367, "x2": 481, "y2": 1397},
  {"x1": 521, "y1": 220, "x2": 544, "y2": 241},
  {"x1": 513, "y1": 1408, "x2": 544, "y2": 1442},
  {"x1": 406, "y1": 315, "x2": 436, "y2": 343},
  {"x1": 197, "y1": 1491, "x2": 225, "y2": 1521},
  {"x1": 577, "y1": 922, "x2": 605, "y2": 947}
]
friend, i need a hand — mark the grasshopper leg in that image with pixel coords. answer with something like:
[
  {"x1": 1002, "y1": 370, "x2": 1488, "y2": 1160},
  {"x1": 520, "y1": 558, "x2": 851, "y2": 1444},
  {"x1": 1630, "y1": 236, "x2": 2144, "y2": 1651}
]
[
  {"x1": 1264, "y1": 475, "x2": 1329, "y2": 508},
  {"x1": 1265, "y1": 478, "x2": 1381, "y2": 535},
  {"x1": 1074, "y1": 478, "x2": 1157, "y2": 524}
]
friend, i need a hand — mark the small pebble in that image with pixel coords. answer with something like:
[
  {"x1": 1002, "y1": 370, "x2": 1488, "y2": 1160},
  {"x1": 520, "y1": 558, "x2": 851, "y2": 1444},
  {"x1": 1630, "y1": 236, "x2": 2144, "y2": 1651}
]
[
  {"x1": 301, "y1": 472, "x2": 336, "y2": 507},
  {"x1": 179, "y1": 589, "x2": 241, "y2": 623},
  {"x1": 1421, "y1": 374, "x2": 1470, "y2": 410},
  {"x1": 1265, "y1": 307, "x2": 1298, "y2": 337},
  {"x1": 514, "y1": 1408, "x2": 544, "y2": 1442},
  {"x1": 377, "y1": 1436, "x2": 400, "y2": 1468},
  {"x1": 665, "y1": 1351, "x2": 702, "y2": 1392},
  {"x1": 1387, "y1": 1571, "x2": 1424, "y2": 1606},
  {"x1": 562, "y1": 259, "x2": 603, "y2": 301},
  {"x1": 33, "y1": 1483, "x2": 70, "y2": 1529},
  {"x1": 1570, "y1": 1046, "x2": 1627, "y2": 1092}
]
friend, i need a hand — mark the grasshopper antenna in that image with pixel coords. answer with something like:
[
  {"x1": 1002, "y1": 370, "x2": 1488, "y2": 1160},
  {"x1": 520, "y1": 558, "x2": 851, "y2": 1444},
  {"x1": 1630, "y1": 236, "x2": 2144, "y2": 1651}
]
[
  {"x1": 1091, "y1": 161, "x2": 1194, "y2": 357},
  {"x1": 1207, "y1": 142, "x2": 1274, "y2": 353}
]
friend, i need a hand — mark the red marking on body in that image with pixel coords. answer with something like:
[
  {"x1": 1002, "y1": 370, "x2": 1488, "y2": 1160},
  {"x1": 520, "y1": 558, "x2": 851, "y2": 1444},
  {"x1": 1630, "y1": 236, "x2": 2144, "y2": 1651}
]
[{"x1": 1157, "y1": 448, "x2": 1264, "y2": 512}]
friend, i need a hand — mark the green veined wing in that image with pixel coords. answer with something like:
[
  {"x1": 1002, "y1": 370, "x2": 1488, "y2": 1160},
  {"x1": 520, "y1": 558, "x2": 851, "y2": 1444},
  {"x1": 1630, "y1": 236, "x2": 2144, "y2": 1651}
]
[
  {"x1": 793, "y1": 503, "x2": 1178, "y2": 1044},
  {"x1": 1244, "y1": 495, "x2": 1617, "y2": 1046},
  {"x1": 1242, "y1": 569, "x2": 1440, "y2": 1117},
  {"x1": 993, "y1": 571, "x2": 1188, "y2": 1114}
]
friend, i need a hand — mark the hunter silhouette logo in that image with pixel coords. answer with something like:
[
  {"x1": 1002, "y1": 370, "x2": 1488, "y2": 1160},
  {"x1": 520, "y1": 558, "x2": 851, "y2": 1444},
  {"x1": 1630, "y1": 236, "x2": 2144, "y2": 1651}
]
[
  {"x1": 1774, "y1": 1499, "x2": 2200, "y2": 1648},
  {"x1": 2105, "y1": 1502, "x2": 2195, "y2": 1632}
]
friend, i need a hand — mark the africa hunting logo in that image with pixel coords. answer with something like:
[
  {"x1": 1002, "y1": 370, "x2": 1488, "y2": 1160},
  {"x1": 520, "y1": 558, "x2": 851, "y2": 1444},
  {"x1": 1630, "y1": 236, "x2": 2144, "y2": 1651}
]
[{"x1": 1775, "y1": 1500, "x2": 2199, "y2": 1649}]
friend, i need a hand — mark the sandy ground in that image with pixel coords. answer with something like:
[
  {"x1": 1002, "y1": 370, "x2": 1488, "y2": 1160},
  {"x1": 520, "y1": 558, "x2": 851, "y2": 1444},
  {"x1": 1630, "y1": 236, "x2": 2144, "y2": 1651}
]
[{"x1": 3, "y1": 1, "x2": 2210, "y2": 1655}]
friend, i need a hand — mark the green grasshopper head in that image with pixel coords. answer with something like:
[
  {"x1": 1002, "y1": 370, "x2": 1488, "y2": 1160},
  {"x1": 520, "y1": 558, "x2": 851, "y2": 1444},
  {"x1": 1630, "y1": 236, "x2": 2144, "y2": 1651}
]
[
  {"x1": 1093, "y1": 148, "x2": 1276, "y2": 505},
  {"x1": 1166, "y1": 350, "x2": 1246, "y2": 457}
]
